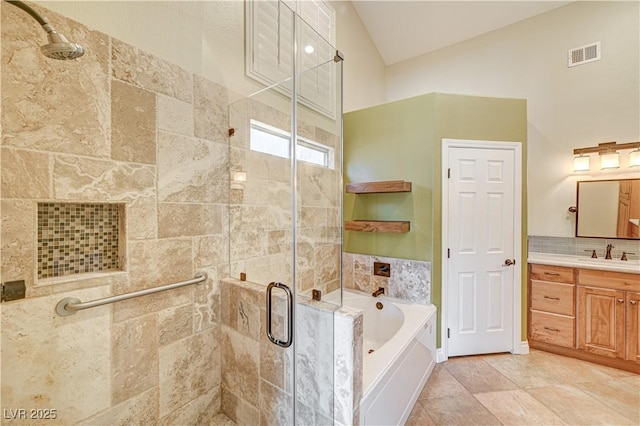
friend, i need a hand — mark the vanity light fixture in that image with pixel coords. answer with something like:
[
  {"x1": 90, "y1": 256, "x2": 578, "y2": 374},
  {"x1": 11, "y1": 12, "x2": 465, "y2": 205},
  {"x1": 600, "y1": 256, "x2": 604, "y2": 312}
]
[
  {"x1": 630, "y1": 147, "x2": 640, "y2": 167},
  {"x1": 573, "y1": 141, "x2": 640, "y2": 170},
  {"x1": 600, "y1": 150, "x2": 619, "y2": 169},
  {"x1": 573, "y1": 152, "x2": 590, "y2": 171}
]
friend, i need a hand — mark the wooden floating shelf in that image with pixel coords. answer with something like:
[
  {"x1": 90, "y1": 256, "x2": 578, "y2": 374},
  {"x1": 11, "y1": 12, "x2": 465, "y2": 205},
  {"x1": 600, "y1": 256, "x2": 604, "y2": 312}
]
[
  {"x1": 345, "y1": 220, "x2": 410, "y2": 233},
  {"x1": 346, "y1": 180, "x2": 412, "y2": 194}
]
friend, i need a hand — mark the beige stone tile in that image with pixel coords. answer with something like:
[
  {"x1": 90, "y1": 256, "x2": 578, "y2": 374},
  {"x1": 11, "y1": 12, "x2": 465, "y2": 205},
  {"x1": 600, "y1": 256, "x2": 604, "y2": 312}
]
[
  {"x1": 159, "y1": 328, "x2": 221, "y2": 418},
  {"x1": 211, "y1": 413, "x2": 237, "y2": 426},
  {"x1": 1, "y1": 287, "x2": 111, "y2": 425},
  {"x1": 342, "y1": 252, "x2": 354, "y2": 290},
  {"x1": 158, "y1": 203, "x2": 225, "y2": 238},
  {"x1": 53, "y1": 155, "x2": 155, "y2": 201},
  {"x1": 259, "y1": 307, "x2": 290, "y2": 392},
  {"x1": 1, "y1": 199, "x2": 36, "y2": 286},
  {"x1": 475, "y1": 389, "x2": 565, "y2": 425},
  {"x1": 194, "y1": 234, "x2": 230, "y2": 269},
  {"x1": 112, "y1": 38, "x2": 193, "y2": 103},
  {"x1": 526, "y1": 384, "x2": 636, "y2": 425},
  {"x1": 194, "y1": 75, "x2": 229, "y2": 143},
  {"x1": 1, "y1": 3, "x2": 110, "y2": 157},
  {"x1": 193, "y1": 269, "x2": 220, "y2": 333},
  {"x1": 406, "y1": 401, "x2": 437, "y2": 426},
  {"x1": 421, "y1": 393, "x2": 501, "y2": 425},
  {"x1": 111, "y1": 80, "x2": 156, "y2": 164},
  {"x1": 418, "y1": 363, "x2": 470, "y2": 400},
  {"x1": 221, "y1": 325, "x2": 260, "y2": 406},
  {"x1": 1, "y1": 148, "x2": 51, "y2": 198},
  {"x1": 221, "y1": 280, "x2": 262, "y2": 340},
  {"x1": 259, "y1": 379, "x2": 293, "y2": 426},
  {"x1": 572, "y1": 379, "x2": 640, "y2": 424},
  {"x1": 157, "y1": 93, "x2": 194, "y2": 136},
  {"x1": 126, "y1": 198, "x2": 157, "y2": 240},
  {"x1": 111, "y1": 314, "x2": 159, "y2": 404},
  {"x1": 159, "y1": 385, "x2": 220, "y2": 426},
  {"x1": 221, "y1": 387, "x2": 259, "y2": 426},
  {"x1": 157, "y1": 132, "x2": 228, "y2": 203},
  {"x1": 353, "y1": 272, "x2": 372, "y2": 293},
  {"x1": 481, "y1": 353, "x2": 561, "y2": 388},
  {"x1": 125, "y1": 238, "x2": 193, "y2": 290},
  {"x1": 269, "y1": 229, "x2": 291, "y2": 255},
  {"x1": 315, "y1": 243, "x2": 341, "y2": 285},
  {"x1": 112, "y1": 239, "x2": 193, "y2": 322},
  {"x1": 445, "y1": 357, "x2": 519, "y2": 394},
  {"x1": 297, "y1": 268, "x2": 315, "y2": 294},
  {"x1": 78, "y1": 387, "x2": 158, "y2": 426},
  {"x1": 158, "y1": 304, "x2": 193, "y2": 346}
]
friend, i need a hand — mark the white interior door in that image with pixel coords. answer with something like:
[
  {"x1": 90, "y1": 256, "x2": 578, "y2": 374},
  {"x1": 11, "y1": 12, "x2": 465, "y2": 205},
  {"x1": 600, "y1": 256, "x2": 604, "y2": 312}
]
[{"x1": 445, "y1": 143, "x2": 519, "y2": 357}]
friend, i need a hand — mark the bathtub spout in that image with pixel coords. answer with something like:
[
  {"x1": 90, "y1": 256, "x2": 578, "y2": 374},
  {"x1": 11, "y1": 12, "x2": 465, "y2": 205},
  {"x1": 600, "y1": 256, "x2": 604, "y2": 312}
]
[{"x1": 372, "y1": 287, "x2": 385, "y2": 297}]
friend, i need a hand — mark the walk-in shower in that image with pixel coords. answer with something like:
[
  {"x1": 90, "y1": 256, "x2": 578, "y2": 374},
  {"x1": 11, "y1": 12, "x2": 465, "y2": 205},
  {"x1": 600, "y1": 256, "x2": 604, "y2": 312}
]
[{"x1": 4, "y1": 0, "x2": 84, "y2": 59}]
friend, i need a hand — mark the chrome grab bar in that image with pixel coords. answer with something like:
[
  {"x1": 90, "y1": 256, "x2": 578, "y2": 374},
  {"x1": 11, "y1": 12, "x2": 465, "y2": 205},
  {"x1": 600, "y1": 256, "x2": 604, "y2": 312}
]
[
  {"x1": 266, "y1": 281, "x2": 293, "y2": 348},
  {"x1": 55, "y1": 272, "x2": 208, "y2": 316}
]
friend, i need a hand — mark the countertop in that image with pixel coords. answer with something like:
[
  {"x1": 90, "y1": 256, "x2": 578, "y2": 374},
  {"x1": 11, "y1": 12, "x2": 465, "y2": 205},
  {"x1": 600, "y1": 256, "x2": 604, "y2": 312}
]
[{"x1": 528, "y1": 252, "x2": 640, "y2": 274}]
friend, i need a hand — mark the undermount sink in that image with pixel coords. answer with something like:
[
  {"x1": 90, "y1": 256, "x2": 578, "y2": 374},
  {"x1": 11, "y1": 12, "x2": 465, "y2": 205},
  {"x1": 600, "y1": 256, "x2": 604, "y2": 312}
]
[{"x1": 577, "y1": 256, "x2": 640, "y2": 270}]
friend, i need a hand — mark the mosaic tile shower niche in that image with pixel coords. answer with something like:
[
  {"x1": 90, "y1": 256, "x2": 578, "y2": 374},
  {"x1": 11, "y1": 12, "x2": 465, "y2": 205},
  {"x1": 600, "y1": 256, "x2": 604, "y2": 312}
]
[{"x1": 37, "y1": 203, "x2": 123, "y2": 279}]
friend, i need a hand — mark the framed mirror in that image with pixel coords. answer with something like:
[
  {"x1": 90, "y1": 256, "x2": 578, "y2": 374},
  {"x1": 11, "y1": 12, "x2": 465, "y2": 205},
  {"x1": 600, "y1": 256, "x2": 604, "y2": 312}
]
[{"x1": 576, "y1": 178, "x2": 640, "y2": 239}]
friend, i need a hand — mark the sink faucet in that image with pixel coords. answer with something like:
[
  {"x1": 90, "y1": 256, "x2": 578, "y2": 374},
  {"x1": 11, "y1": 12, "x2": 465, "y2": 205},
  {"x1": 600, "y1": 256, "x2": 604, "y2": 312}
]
[
  {"x1": 372, "y1": 287, "x2": 385, "y2": 297},
  {"x1": 605, "y1": 244, "x2": 614, "y2": 260}
]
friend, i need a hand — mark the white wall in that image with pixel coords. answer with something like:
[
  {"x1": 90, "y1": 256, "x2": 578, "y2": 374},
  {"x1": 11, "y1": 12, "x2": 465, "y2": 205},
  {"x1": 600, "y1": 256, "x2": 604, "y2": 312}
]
[
  {"x1": 332, "y1": 1, "x2": 385, "y2": 112},
  {"x1": 37, "y1": 1, "x2": 385, "y2": 113},
  {"x1": 385, "y1": 1, "x2": 640, "y2": 237}
]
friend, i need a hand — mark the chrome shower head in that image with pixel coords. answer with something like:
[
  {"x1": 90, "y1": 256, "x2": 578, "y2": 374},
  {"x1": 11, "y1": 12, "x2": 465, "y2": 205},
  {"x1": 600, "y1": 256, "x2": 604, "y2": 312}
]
[
  {"x1": 4, "y1": 0, "x2": 85, "y2": 60},
  {"x1": 40, "y1": 24, "x2": 84, "y2": 60}
]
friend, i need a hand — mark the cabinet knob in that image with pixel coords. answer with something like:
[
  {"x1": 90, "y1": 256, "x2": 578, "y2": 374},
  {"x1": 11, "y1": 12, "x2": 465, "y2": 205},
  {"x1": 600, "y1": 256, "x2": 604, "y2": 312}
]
[
  {"x1": 617, "y1": 298, "x2": 624, "y2": 303},
  {"x1": 631, "y1": 300, "x2": 638, "y2": 305}
]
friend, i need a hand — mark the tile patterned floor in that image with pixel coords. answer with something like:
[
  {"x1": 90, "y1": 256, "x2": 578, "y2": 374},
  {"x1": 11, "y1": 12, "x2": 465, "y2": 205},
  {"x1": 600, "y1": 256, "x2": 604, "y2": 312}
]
[{"x1": 407, "y1": 349, "x2": 640, "y2": 426}]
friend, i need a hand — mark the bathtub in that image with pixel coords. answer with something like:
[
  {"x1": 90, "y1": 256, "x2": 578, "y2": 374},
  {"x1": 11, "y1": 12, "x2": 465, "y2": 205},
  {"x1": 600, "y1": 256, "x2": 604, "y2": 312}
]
[{"x1": 341, "y1": 289, "x2": 437, "y2": 426}]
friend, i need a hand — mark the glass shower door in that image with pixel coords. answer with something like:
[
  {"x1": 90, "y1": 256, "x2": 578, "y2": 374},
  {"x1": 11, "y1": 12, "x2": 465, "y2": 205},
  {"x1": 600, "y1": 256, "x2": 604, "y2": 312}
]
[{"x1": 225, "y1": 5, "x2": 342, "y2": 424}]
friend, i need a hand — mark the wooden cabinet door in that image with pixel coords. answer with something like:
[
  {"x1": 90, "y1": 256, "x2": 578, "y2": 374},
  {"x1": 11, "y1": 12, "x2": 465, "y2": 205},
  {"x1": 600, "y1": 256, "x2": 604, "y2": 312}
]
[
  {"x1": 578, "y1": 286, "x2": 625, "y2": 359},
  {"x1": 627, "y1": 292, "x2": 640, "y2": 363}
]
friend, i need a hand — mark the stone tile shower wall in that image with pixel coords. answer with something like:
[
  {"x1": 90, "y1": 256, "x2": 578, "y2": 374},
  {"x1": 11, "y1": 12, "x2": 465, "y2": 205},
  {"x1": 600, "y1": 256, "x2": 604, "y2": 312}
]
[
  {"x1": 228, "y1": 98, "x2": 342, "y2": 297},
  {"x1": 1, "y1": 3, "x2": 225, "y2": 424}
]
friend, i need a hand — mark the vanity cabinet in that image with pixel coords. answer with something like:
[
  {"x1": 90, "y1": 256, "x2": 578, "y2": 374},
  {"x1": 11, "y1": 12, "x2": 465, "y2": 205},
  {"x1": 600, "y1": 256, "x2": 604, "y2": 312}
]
[
  {"x1": 577, "y1": 286, "x2": 625, "y2": 359},
  {"x1": 528, "y1": 264, "x2": 640, "y2": 373},
  {"x1": 529, "y1": 264, "x2": 575, "y2": 348}
]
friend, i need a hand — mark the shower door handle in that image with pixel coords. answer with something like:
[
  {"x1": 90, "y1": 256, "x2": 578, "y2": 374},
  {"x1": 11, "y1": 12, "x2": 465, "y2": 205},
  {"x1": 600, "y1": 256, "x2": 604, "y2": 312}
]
[{"x1": 266, "y1": 282, "x2": 293, "y2": 348}]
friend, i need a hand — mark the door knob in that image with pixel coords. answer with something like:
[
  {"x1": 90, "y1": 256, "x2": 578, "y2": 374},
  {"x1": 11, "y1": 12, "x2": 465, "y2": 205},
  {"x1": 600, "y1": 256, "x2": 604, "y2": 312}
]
[{"x1": 503, "y1": 258, "x2": 516, "y2": 266}]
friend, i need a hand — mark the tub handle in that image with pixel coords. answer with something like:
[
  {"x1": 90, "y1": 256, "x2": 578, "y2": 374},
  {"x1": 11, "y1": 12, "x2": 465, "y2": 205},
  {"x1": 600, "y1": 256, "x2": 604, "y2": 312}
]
[{"x1": 266, "y1": 281, "x2": 293, "y2": 348}]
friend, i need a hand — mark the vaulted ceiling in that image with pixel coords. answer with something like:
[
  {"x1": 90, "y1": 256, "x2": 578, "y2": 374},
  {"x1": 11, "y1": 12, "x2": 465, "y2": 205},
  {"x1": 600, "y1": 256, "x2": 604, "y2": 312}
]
[{"x1": 351, "y1": 1, "x2": 573, "y2": 65}]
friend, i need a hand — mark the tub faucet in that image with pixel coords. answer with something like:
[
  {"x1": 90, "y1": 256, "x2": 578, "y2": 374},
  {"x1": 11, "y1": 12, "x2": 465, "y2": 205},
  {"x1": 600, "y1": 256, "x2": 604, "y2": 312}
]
[
  {"x1": 372, "y1": 287, "x2": 385, "y2": 297},
  {"x1": 605, "y1": 244, "x2": 614, "y2": 260}
]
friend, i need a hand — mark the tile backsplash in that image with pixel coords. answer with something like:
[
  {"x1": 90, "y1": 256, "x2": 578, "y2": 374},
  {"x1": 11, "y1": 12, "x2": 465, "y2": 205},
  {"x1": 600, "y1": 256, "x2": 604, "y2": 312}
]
[
  {"x1": 342, "y1": 252, "x2": 431, "y2": 305},
  {"x1": 528, "y1": 235, "x2": 640, "y2": 260},
  {"x1": 37, "y1": 203, "x2": 122, "y2": 279}
]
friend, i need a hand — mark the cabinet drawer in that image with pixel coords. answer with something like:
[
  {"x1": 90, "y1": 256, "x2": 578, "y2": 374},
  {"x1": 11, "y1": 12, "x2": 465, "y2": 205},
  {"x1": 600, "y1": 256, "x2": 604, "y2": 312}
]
[
  {"x1": 530, "y1": 310, "x2": 575, "y2": 348},
  {"x1": 531, "y1": 280, "x2": 575, "y2": 316},
  {"x1": 577, "y1": 269, "x2": 640, "y2": 292},
  {"x1": 530, "y1": 264, "x2": 574, "y2": 284}
]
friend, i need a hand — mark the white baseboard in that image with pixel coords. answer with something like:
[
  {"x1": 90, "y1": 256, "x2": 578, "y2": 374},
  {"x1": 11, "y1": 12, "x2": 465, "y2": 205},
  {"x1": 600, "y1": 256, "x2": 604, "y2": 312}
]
[
  {"x1": 513, "y1": 340, "x2": 530, "y2": 355},
  {"x1": 436, "y1": 348, "x2": 447, "y2": 363}
]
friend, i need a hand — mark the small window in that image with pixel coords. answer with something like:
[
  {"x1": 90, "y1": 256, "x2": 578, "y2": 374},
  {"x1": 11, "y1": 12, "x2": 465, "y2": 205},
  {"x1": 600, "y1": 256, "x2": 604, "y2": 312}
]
[
  {"x1": 250, "y1": 120, "x2": 334, "y2": 168},
  {"x1": 250, "y1": 120, "x2": 290, "y2": 159}
]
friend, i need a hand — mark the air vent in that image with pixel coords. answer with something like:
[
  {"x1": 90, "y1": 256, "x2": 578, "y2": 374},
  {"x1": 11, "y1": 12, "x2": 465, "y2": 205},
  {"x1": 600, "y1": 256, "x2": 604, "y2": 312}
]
[{"x1": 568, "y1": 42, "x2": 601, "y2": 67}]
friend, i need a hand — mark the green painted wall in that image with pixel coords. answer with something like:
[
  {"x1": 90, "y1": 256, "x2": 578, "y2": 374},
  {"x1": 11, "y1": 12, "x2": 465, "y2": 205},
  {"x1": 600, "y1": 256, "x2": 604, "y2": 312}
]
[{"x1": 344, "y1": 93, "x2": 528, "y2": 346}]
